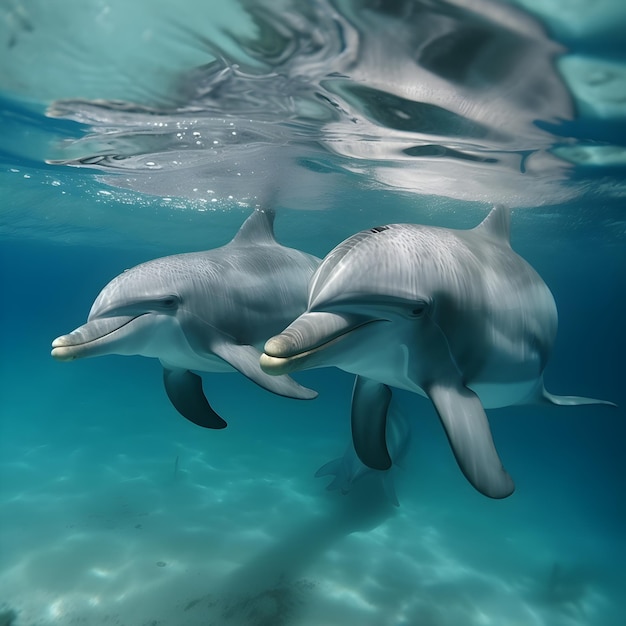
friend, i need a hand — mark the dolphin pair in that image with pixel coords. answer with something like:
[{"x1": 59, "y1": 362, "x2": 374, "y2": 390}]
[
  {"x1": 51, "y1": 209, "x2": 320, "y2": 428},
  {"x1": 261, "y1": 206, "x2": 616, "y2": 499}
]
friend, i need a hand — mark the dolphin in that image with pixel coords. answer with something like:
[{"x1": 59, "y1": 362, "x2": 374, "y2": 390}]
[
  {"x1": 260, "y1": 206, "x2": 616, "y2": 498},
  {"x1": 315, "y1": 397, "x2": 412, "y2": 506},
  {"x1": 52, "y1": 209, "x2": 320, "y2": 428}
]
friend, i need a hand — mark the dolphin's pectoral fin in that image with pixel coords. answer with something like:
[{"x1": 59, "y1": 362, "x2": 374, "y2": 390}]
[
  {"x1": 351, "y1": 376, "x2": 393, "y2": 471},
  {"x1": 162, "y1": 368, "x2": 227, "y2": 429},
  {"x1": 212, "y1": 342, "x2": 318, "y2": 400},
  {"x1": 426, "y1": 381, "x2": 515, "y2": 499},
  {"x1": 527, "y1": 380, "x2": 617, "y2": 407}
]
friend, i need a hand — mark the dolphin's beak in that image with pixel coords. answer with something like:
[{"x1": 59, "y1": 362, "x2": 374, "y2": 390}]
[
  {"x1": 51, "y1": 315, "x2": 144, "y2": 361},
  {"x1": 260, "y1": 311, "x2": 371, "y2": 375}
]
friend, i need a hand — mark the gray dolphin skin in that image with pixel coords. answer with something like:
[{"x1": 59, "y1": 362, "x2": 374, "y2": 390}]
[
  {"x1": 52, "y1": 209, "x2": 320, "y2": 428},
  {"x1": 261, "y1": 206, "x2": 616, "y2": 499},
  {"x1": 315, "y1": 400, "x2": 412, "y2": 507}
]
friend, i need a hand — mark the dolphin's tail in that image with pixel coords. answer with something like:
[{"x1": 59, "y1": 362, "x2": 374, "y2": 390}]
[
  {"x1": 314, "y1": 457, "x2": 352, "y2": 493},
  {"x1": 518, "y1": 377, "x2": 616, "y2": 408},
  {"x1": 525, "y1": 378, "x2": 617, "y2": 407},
  {"x1": 541, "y1": 388, "x2": 617, "y2": 407}
]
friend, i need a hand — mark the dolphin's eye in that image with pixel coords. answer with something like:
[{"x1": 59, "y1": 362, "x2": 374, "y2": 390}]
[
  {"x1": 156, "y1": 295, "x2": 180, "y2": 310},
  {"x1": 409, "y1": 302, "x2": 428, "y2": 318}
]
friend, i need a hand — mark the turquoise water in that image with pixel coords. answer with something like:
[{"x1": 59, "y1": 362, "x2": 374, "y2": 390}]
[{"x1": 1, "y1": 1, "x2": 625, "y2": 624}]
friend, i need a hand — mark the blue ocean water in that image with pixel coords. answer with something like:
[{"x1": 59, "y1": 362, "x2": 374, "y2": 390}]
[{"x1": 1, "y1": 1, "x2": 625, "y2": 625}]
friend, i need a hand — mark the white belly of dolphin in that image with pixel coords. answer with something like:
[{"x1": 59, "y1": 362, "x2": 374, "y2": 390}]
[
  {"x1": 468, "y1": 380, "x2": 538, "y2": 408},
  {"x1": 140, "y1": 324, "x2": 235, "y2": 374},
  {"x1": 326, "y1": 329, "x2": 539, "y2": 408},
  {"x1": 336, "y1": 357, "x2": 538, "y2": 409}
]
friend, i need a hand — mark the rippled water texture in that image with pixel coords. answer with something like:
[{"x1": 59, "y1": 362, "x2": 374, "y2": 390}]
[{"x1": 2, "y1": 0, "x2": 624, "y2": 211}]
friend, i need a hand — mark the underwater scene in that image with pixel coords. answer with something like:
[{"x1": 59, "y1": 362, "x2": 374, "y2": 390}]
[{"x1": 1, "y1": 0, "x2": 625, "y2": 625}]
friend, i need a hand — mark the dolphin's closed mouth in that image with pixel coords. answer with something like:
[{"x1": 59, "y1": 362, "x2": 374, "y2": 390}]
[
  {"x1": 260, "y1": 314, "x2": 380, "y2": 375},
  {"x1": 260, "y1": 344, "x2": 327, "y2": 375},
  {"x1": 51, "y1": 315, "x2": 144, "y2": 361}
]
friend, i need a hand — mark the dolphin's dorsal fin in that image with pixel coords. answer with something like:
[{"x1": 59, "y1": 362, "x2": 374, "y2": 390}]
[
  {"x1": 230, "y1": 209, "x2": 277, "y2": 246},
  {"x1": 473, "y1": 205, "x2": 511, "y2": 245}
]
